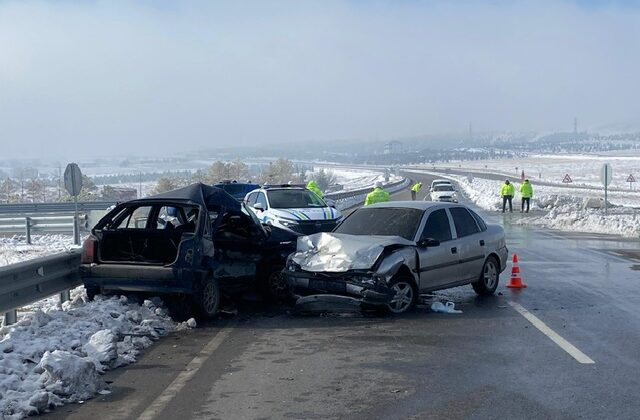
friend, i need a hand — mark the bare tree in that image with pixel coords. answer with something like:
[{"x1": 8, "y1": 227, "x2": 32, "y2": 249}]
[
  {"x1": 207, "y1": 161, "x2": 230, "y2": 183},
  {"x1": 261, "y1": 158, "x2": 295, "y2": 184},
  {"x1": 151, "y1": 177, "x2": 181, "y2": 195},
  {"x1": 311, "y1": 168, "x2": 337, "y2": 191}
]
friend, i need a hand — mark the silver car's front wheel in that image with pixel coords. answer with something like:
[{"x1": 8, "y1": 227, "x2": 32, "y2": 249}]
[
  {"x1": 387, "y1": 277, "x2": 417, "y2": 314},
  {"x1": 472, "y1": 256, "x2": 499, "y2": 295}
]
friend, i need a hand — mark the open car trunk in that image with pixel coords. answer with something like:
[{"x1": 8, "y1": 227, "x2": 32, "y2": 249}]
[{"x1": 97, "y1": 229, "x2": 187, "y2": 265}]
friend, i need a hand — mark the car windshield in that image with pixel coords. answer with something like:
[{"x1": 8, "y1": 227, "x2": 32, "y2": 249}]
[
  {"x1": 268, "y1": 189, "x2": 327, "y2": 209},
  {"x1": 335, "y1": 207, "x2": 423, "y2": 240},
  {"x1": 433, "y1": 185, "x2": 454, "y2": 192}
]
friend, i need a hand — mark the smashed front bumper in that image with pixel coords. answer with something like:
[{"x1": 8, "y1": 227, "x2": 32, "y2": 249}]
[{"x1": 284, "y1": 271, "x2": 393, "y2": 309}]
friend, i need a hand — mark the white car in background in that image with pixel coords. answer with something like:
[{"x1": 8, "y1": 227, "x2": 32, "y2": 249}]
[
  {"x1": 429, "y1": 183, "x2": 458, "y2": 203},
  {"x1": 430, "y1": 179, "x2": 453, "y2": 191},
  {"x1": 245, "y1": 185, "x2": 343, "y2": 235}
]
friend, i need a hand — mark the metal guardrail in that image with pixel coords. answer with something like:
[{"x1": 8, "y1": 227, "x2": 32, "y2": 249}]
[
  {"x1": 326, "y1": 178, "x2": 408, "y2": 200},
  {"x1": 0, "y1": 201, "x2": 117, "y2": 215},
  {"x1": 0, "y1": 177, "x2": 410, "y2": 327},
  {"x1": 1, "y1": 250, "x2": 82, "y2": 326},
  {"x1": 0, "y1": 214, "x2": 89, "y2": 242}
]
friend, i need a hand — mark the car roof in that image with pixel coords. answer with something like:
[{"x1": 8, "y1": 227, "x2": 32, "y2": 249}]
[
  {"x1": 366, "y1": 201, "x2": 463, "y2": 210},
  {"x1": 130, "y1": 183, "x2": 241, "y2": 212},
  {"x1": 432, "y1": 179, "x2": 452, "y2": 183}
]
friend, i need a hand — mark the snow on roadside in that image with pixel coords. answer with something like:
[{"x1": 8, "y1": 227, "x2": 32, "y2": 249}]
[
  {"x1": 406, "y1": 170, "x2": 640, "y2": 238},
  {"x1": 0, "y1": 235, "x2": 78, "y2": 268},
  {"x1": 309, "y1": 167, "x2": 401, "y2": 193},
  {"x1": 0, "y1": 290, "x2": 196, "y2": 419}
]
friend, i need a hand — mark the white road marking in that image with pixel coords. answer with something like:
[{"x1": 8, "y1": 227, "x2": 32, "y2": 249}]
[
  {"x1": 509, "y1": 301, "x2": 595, "y2": 364},
  {"x1": 137, "y1": 323, "x2": 236, "y2": 420}
]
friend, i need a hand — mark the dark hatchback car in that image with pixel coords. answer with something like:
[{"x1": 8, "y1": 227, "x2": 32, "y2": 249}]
[
  {"x1": 214, "y1": 181, "x2": 261, "y2": 201},
  {"x1": 80, "y1": 183, "x2": 297, "y2": 319}
]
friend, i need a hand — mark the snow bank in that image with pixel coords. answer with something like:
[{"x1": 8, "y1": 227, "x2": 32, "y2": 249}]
[
  {"x1": 0, "y1": 291, "x2": 196, "y2": 419},
  {"x1": 407, "y1": 170, "x2": 640, "y2": 238}
]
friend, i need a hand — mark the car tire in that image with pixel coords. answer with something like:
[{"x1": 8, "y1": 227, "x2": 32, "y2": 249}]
[
  {"x1": 264, "y1": 266, "x2": 290, "y2": 302},
  {"x1": 472, "y1": 256, "x2": 500, "y2": 295},
  {"x1": 85, "y1": 286, "x2": 100, "y2": 301},
  {"x1": 193, "y1": 275, "x2": 220, "y2": 321},
  {"x1": 387, "y1": 275, "x2": 418, "y2": 314}
]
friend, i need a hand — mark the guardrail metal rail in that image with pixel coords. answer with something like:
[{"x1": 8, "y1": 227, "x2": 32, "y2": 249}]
[{"x1": 1, "y1": 250, "x2": 81, "y2": 326}]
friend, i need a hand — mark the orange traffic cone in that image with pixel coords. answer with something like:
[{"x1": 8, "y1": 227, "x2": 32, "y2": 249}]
[{"x1": 506, "y1": 253, "x2": 527, "y2": 288}]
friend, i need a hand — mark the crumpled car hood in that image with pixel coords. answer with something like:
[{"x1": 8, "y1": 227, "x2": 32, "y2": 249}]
[{"x1": 291, "y1": 232, "x2": 415, "y2": 272}]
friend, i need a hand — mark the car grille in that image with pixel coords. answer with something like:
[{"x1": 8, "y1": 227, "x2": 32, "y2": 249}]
[{"x1": 291, "y1": 219, "x2": 338, "y2": 235}]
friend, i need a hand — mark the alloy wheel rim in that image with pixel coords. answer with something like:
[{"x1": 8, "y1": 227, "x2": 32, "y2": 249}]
[
  {"x1": 388, "y1": 282, "x2": 414, "y2": 313},
  {"x1": 269, "y1": 272, "x2": 288, "y2": 298},
  {"x1": 484, "y1": 261, "x2": 498, "y2": 289},
  {"x1": 203, "y1": 282, "x2": 217, "y2": 314}
]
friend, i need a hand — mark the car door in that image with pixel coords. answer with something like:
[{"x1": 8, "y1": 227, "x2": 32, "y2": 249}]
[
  {"x1": 416, "y1": 208, "x2": 461, "y2": 291},
  {"x1": 448, "y1": 207, "x2": 485, "y2": 281}
]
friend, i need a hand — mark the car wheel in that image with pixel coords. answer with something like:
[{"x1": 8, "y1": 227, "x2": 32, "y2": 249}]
[
  {"x1": 472, "y1": 256, "x2": 499, "y2": 295},
  {"x1": 266, "y1": 267, "x2": 290, "y2": 301},
  {"x1": 85, "y1": 286, "x2": 100, "y2": 301},
  {"x1": 387, "y1": 275, "x2": 418, "y2": 314},
  {"x1": 193, "y1": 276, "x2": 220, "y2": 320}
]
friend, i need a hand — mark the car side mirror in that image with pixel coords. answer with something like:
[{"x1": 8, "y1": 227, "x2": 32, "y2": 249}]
[
  {"x1": 253, "y1": 203, "x2": 265, "y2": 211},
  {"x1": 417, "y1": 238, "x2": 440, "y2": 247},
  {"x1": 325, "y1": 198, "x2": 336, "y2": 208}
]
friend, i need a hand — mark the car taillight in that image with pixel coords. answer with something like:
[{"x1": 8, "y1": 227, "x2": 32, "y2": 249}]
[{"x1": 81, "y1": 236, "x2": 97, "y2": 264}]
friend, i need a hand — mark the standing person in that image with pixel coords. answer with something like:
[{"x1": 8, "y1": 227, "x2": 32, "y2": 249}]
[
  {"x1": 500, "y1": 179, "x2": 515, "y2": 213},
  {"x1": 364, "y1": 182, "x2": 390, "y2": 206},
  {"x1": 520, "y1": 179, "x2": 533, "y2": 213},
  {"x1": 306, "y1": 180, "x2": 324, "y2": 198},
  {"x1": 410, "y1": 181, "x2": 422, "y2": 201}
]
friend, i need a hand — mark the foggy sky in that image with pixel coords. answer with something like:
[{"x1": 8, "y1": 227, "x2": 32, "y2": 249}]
[{"x1": 1, "y1": 0, "x2": 639, "y2": 159}]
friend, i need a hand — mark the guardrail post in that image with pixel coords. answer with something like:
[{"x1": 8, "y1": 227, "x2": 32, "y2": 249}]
[
  {"x1": 73, "y1": 215, "x2": 80, "y2": 245},
  {"x1": 25, "y1": 217, "x2": 32, "y2": 244},
  {"x1": 59, "y1": 289, "x2": 71, "y2": 305},
  {"x1": 3, "y1": 309, "x2": 17, "y2": 326}
]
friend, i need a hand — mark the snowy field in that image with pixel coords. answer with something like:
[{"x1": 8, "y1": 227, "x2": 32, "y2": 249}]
[
  {"x1": 0, "y1": 235, "x2": 79, "y2": 268},
  {"x1": 407, "y1": 169, "x2": 640, "y2": 238},
  {"x1": 433, "y1": 153, "x2": 640, "y2": 190}
]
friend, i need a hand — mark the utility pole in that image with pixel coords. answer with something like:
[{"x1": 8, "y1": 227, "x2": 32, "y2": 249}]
[{"x1": 57, "y1": 165, "x2": 62, "y2": 201}]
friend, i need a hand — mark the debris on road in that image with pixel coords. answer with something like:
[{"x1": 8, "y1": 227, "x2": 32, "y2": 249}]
[{"x1": 430, "y1": 301, "x2": 463, "y2": 314}]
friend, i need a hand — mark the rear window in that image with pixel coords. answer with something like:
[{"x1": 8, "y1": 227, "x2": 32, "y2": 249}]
[
  {"x1": 433, "y1": 185, "x2": 454, "y2": 192},
  {"x1": 335, "y1": 207, "x2": 423, "y2": 240}
]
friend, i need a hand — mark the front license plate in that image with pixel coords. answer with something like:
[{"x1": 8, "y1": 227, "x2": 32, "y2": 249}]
[{"x1": 309, "y1": 279, "x2": 347, "y2": 292}]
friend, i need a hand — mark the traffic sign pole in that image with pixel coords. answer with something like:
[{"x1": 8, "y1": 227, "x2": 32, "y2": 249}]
[{"x1": 64, "y1": 163, "x2": 83, "y2": 245}]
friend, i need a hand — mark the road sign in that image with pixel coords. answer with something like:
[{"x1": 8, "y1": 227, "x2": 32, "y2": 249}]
[
  {"x1": 562, "y1": 174, "x2": 572, "y2": 183},
  {"x1": 600, "y1": 163, "x2": 613, "y2": 187},
  {"x1": 627, "y1": 174, "x2": 636, "y2": 183},
  {"x1": 63, "y1": 163, "x2": 83, "y2": 245},
  {"x1": 64, "y1": 163, "x2": 83, "y2": 197}
]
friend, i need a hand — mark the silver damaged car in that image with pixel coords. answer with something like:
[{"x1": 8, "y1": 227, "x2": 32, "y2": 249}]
[{"x1": 284, "y1": 202, "x2": 508, "y2": 314}]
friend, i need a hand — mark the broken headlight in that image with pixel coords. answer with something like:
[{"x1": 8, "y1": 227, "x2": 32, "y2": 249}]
[{"x1": 286, "y1": 258, "x2": 300, "y2": 272}]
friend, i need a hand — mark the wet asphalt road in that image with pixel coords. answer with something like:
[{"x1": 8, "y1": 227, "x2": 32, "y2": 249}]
[{"x1": 46, "y1": 173, "x2": 640, "y2": 420}]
